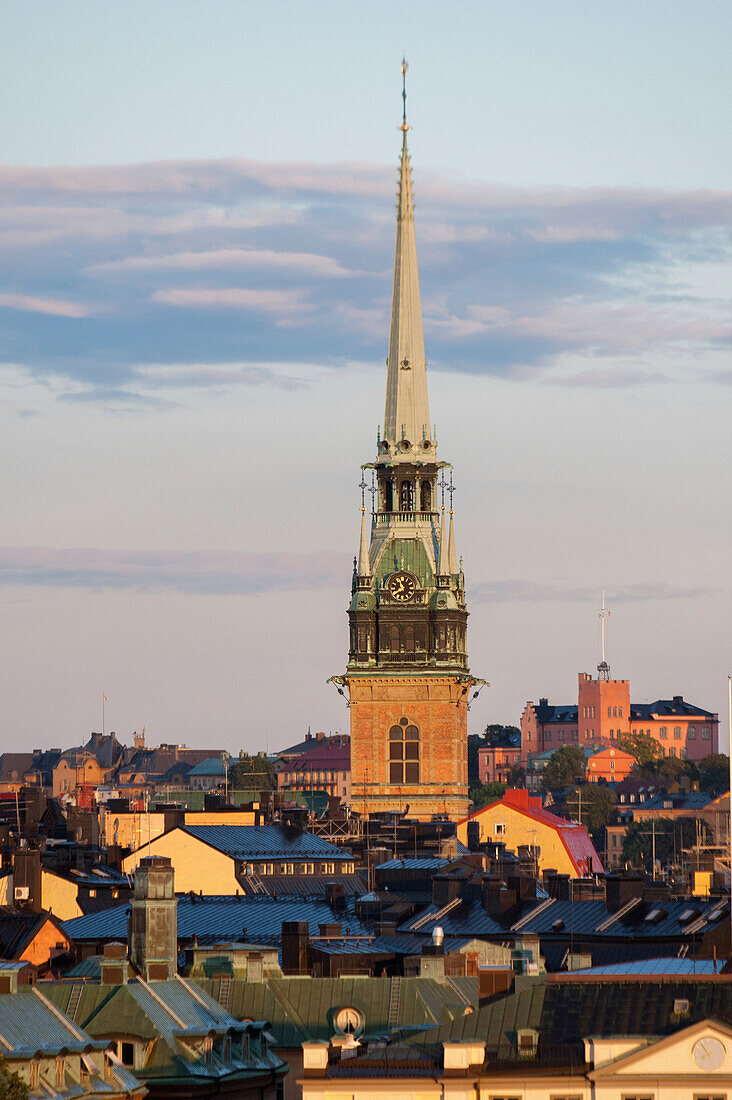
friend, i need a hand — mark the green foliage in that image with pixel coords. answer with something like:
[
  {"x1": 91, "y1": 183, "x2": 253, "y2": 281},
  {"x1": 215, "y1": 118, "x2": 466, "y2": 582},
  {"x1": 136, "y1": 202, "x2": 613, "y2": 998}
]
[
  {"x1": 541, "y1": 745, "x2": 587, "y2": 791},
  {"x1": 229, "y1": 752, "x2": 276, "y2": 791},
  {"x1": 655, "y1": 756, "x2": 699, "y2": 783},
  {"x1": 565, "y1": 783, "x2": 618, "y2": 838},
  {"x1": 483, "y1": 724, "x2": 520, "y2": 745},
  {"x1": 617, "y1": 730, "x2": 663, "y2": 766},
  {"x1": 507, "y1": 764, "x2": 526, "y2": 787},
  {"x1": 0, "y1": 1057, "x2": 28, "y2": 1100},
  {"x1": 698, "y1": 753, "x2": 730, "y2": 794},
  {"x1": 469, "y1": 781, "x2": 506, "y2": 809},
  {"x1": 621, "y1": 816, "x2": 711, "y2": 872}
]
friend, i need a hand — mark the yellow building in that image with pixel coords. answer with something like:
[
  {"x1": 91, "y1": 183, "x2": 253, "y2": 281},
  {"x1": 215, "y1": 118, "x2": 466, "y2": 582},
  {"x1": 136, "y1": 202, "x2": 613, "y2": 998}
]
[
  {"x1": 457, "y1": 788, "x2": 603, "y2": 876},
  {"x1": 100, "y1": 807, "x2": 258, "y2": 850}
]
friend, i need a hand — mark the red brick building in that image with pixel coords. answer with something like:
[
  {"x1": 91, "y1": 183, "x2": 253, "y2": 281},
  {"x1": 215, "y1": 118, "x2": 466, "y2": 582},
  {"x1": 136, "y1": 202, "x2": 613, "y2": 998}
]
[
  {"x1": 521, "y1": 671, "x2": 718, "y2": 767},
  {"x1": 277, "y1": 738, "x2": 351, "y2": 802}
]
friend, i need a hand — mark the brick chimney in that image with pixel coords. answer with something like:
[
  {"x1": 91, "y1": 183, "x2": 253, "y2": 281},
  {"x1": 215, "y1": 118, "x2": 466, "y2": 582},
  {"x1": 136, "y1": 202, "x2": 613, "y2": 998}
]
[{"x1": 128, "y1": 856, "x2": 177, "y2": 981}]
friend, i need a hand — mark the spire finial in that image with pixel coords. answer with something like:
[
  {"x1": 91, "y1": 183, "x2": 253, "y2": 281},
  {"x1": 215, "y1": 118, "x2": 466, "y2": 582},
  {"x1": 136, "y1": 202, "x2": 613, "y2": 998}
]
[{"x1": 401, "y1": 58, "x2": 409, "y2": 132}]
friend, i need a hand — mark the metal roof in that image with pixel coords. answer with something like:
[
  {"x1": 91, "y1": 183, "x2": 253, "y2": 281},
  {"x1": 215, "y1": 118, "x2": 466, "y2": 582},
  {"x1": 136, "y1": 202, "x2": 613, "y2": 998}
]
[
  {"x1": 181, "y1": 824, "x2": 351, "y2": 859},
  {"x1": 570, "y1": 958, "x2": 722, "y2": 976},
  {"x1": 0, "y1": 988, "x2": 105, "y2": 1055},
  {"x1": 376, "y1": 857, "x2": 451, "y2": 871},
  {"x1": 63, "y1": 894, "x2": 371, "y2": 945}
]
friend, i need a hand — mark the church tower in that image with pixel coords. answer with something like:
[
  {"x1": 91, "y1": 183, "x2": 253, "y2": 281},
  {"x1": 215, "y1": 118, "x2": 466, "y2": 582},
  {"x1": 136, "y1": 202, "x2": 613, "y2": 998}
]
[{"x1": 336, "y1": 66, "x2": 480, "y2": 821}]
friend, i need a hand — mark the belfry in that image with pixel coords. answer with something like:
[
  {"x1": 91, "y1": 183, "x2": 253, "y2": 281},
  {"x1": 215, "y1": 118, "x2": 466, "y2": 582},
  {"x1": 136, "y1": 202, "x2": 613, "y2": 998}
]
[{"x1": 334, "y1": 65, "x2": 482, "y2": 821}]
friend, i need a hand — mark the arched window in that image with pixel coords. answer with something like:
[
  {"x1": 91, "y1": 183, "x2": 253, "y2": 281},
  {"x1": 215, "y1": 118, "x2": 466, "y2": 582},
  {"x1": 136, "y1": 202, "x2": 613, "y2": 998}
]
[
  {"x1": 389, "y1": 719, "x2": 420, "y2": 784},
  {"x1": 389, "y1": 625, "x2": 400, "y2": 652},
  {"x1": 383, "y1": 480, "x2": 393, "y2": 512},
  {"x1": 404, "y1": 625, "x2": 415, "y2": 652},
  {"x1": 400, "y1": 480, "x2": 413, "y2": 512},
  {"x1": 420, "y1": 480, "x2": 432, "y2": 512}
]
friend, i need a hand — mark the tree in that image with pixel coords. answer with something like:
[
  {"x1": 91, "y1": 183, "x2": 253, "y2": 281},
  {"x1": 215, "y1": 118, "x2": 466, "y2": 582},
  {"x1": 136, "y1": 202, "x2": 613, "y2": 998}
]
[
  {"x1": 654, "y1": 756, "x2": 699, "y2": 784},
  {"x1": 565, "y1": 783, "x2": 618, "y2": 839},
  {"x1": 507, "y1": 764, "x2": 526, "y2": 787},
  {"x1": 229, "y1": 752, "x2": 276, "y2": 791},
  {"x1": 617, "y1": 730, "x2": 663, "y2": 767},
  {"x1": 621, "y1": 816, "x2": 711, "y2": 872},
  {"x1": 698, "y1": 753, "x2": 730, "y2": 794},
  {"x1": 469, "y1": 781, "x2": 506, "y2": 809},
  {"x1": 541, "y1": 746, "x2": 587, "y2": 791},
  {"x1": 0, "y1": 1057, "x2": 28, "y2": 1100},
  {"x1": 484, "y1": 724, "x2": 520, "y2": 745}
]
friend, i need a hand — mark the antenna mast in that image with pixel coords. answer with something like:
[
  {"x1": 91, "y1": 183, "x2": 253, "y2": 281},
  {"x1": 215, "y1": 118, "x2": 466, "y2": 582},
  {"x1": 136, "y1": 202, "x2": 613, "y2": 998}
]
[{"x1": 597, "y1": 590, "x2": 610, "y2": 680}]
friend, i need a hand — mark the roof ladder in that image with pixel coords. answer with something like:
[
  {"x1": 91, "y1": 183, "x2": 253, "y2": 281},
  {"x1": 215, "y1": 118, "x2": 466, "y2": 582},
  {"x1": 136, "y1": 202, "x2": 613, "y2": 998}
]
[
  {"x1": 218, "y1": 975, "x2": 232, "y2": 1011},
  {"x1": 387, "y1": 977, "x2": 402, "y2": 1029},
  {"x1": 66, "y1": 983, "x2": 83, "y2": 1021},
  {"x1": 411, "y1": 895, "x2": 461, "y2": 931}
]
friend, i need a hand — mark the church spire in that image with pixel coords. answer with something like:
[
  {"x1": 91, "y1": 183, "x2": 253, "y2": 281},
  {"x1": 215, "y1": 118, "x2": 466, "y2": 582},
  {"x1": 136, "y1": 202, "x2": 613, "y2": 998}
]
[
  {"x1": 357, "y1": 506, "x2": 371, "y2": 577},
  {"x1": 383, "y1": 60, "x2": 431, "y2": 447}
]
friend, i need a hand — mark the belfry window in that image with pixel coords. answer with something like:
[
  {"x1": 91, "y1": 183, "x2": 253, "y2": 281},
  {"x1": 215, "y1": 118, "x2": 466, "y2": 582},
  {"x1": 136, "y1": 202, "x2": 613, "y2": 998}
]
[
  {"x1": 420, "y1": 480, "x2": 432, "y2": 512},
  {"x1": 389, "y1": 718, "x2": 420, "y2": 784},
  {"x1": 400, "y1": 480, "x2": 414, "y2": 512},
  {"x1": 390, "y1": 625, "x2": 400, "y2": 652},
  {"x1": 383, "y1": 480, "x2": 393, "y2": 512}
]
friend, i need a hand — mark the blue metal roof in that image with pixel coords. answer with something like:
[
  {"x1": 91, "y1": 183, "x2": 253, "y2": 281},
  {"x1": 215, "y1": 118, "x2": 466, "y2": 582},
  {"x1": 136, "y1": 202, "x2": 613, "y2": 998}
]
[
  {"x1": 310, "y1": 934, "x2": 474, "y2": 956},
  {"x1": 182, "y1": 824, "x2": 351, "y2": 859},
  {"x1": 376, "y1": 858, "x2": 450, "y2": 871},
  {"x1": 570, "y1": 958, "x2": 722, "y2": 976},
  {"x1": 63, "y1": 894, "x2": 370, "y2": 945}
]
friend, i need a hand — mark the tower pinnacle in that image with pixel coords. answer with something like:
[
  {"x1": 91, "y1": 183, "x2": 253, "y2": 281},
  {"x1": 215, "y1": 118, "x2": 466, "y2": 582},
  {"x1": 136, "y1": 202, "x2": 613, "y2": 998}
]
[{"x1": 383, "y1": 60, "x2": 430, "y2": 448}]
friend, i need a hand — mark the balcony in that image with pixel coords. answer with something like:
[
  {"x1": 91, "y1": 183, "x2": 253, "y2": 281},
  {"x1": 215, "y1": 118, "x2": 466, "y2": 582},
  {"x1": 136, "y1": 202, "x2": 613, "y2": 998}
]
[{"x1": 375, "y1": 511, "x2": 438, "y2": 524}]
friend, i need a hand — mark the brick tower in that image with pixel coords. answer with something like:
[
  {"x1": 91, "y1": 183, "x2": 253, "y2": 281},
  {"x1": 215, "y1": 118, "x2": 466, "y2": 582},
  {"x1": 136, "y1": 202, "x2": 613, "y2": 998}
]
[{"x1": 333, "y1": 67, "x2": 481, "y2": 821}]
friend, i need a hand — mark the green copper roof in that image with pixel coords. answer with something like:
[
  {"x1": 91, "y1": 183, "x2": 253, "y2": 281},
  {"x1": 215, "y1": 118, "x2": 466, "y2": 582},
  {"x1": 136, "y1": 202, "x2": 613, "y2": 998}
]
[{"x1": 374, "y1": 538, "x2": 434, "y2": 588}]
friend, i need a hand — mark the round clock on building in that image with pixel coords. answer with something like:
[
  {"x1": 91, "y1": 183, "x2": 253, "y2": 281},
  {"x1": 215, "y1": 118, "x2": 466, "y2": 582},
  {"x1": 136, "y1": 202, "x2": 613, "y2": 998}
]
[
  {"x1": 692, "y1": 1036, "x2": 726, "y2": 1070},
  {"x1": 387, "y1": 571, "x2": 417, "y2": 602}
]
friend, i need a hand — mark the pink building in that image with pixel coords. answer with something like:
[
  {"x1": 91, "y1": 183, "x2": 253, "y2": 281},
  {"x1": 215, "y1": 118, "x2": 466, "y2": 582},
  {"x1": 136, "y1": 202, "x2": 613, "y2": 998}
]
[{"x1": 521, "y1": 672, "x2": 718, "y2": 767}]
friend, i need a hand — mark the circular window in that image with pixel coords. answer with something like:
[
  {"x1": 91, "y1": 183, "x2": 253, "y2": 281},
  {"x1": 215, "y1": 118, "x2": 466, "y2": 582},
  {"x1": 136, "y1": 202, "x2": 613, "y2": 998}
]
[
  {"x1": 335, "y1": 1007, "x2": 364, "y2": 1036},
  {"x1": 399, "y1": 717, "x2": 408, "y2": 727}
]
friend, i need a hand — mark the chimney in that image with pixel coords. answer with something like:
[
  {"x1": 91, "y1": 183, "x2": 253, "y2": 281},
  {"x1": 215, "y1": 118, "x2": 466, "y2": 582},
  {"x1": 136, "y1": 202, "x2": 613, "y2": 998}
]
[
  {"x1": 282, "y1": 921, "x2": 309, "y2": 975},
  {"x1": 12, "y1": 849, "x2": 42, "y2": 913},
  {"x1": 432, "y1": 874, "x2": 464, "y2": 907},
  {"x1": 605, "y1": 873, "x2": 644, "y2": 913},
  {"x1": 481, "y1": 874, "x2": 516, "y2": 916},
  {"x1": 100, "y1": 941, "x2": 128, "y2": 985},
  {"x1": 325, "y1": 882, "x2": 346, "y2": 910},
  {"x1": 128, "y1": 856, "x2": 177, "y2": 981},
  {"x1": 467, "y1": 820, "x2": 481, "y2": 852}
]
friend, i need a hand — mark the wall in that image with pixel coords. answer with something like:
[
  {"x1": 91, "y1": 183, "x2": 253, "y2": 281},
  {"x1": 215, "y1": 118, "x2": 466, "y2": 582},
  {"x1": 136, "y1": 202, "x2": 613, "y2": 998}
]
[
  {"x1": 41, "y1": 870, "x2": 83, "y2": 921},
  {"x1": 457, "y1": 803, "x2": 578, "y2": 876},
  {"x1": 20, "y1": 918, "x2": 70, "y2": 968},
  {"x1": 348, "y1": 675, "x2": 470, "y2": 821},
  {"x1": 121, "y1": 829, "x2": 240, "y2": 893}
]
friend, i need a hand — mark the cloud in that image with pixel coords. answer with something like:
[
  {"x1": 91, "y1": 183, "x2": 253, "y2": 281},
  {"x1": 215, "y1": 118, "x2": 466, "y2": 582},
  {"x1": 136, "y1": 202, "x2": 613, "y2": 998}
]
[
  {"x1": 151, "y1": 286, "x2": 313, "y2": 317},
  {"x1": 470, "y1": 580, "x2": 714, "y2": 604},
  {"x1": 0, "y1": 155, "x2": 730, "y2": 398},
  {"x1": 0, "y1": 293, "x2": 92, "y2": 318},
  {"x1": 88, "y1": 247, "x2": 353, "y2": 278},
  {"x1": 0, "y1": 547, "x2": 352, "y2": 595}
]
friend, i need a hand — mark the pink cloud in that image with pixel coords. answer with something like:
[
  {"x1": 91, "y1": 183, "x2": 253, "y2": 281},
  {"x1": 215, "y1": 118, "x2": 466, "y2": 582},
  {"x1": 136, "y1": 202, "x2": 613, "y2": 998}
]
[
  {"x1": 89, "y1": 247, "x2": 352, "y2": 277},
  {"x1": 0, "y1": 293, "x2": 92, "y2": 318},
  {"x1": 0, "y1": 547, "x2": 350, "y2": 594},
  {"x1": 151, "y1": 287, "x2": 313, "y2": 315}
]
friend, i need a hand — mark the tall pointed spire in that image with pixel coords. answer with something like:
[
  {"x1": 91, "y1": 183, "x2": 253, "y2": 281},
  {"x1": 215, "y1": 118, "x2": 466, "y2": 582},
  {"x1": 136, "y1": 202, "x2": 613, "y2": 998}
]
[
  {"x1": 357, "y1": 507, "x2": 371, "y2": 576},
  {"x1": 448, "y1": 509, "x2": 457, "y2": 574},
  {"x1": 383, "y1": 60, "x2": 431, "y2": 447}
]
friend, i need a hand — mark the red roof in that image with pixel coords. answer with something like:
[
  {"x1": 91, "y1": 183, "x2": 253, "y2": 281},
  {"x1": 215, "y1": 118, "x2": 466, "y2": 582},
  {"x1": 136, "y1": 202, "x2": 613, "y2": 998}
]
[
  {"x1": 279, "y1": 742, "x2": 351, "y2": 775},
  {"x1": 462, "y1": 788, "x2": 604, "y2": 875}
]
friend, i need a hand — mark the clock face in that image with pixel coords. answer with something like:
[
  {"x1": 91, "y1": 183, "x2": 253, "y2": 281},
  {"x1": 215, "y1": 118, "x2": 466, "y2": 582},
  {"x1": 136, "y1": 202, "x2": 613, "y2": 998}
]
[
  {"x1": 387, "y1": 571, "x2": 417, "y2": 602},
  {"x1": 693, "y1": 1036, "x2": 726, "y2": 1070}
]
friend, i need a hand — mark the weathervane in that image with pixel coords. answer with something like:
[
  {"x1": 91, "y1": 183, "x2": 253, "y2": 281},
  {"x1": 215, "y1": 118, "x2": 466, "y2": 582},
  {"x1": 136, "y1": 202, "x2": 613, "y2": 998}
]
[
  {"x1": 448, "y1": 471, "x2": 456, "y2": 512},
  {"x1": 438, "y1": 470, "x2": 448, "y2": 509},
  {"x1": 401, "y1": 58, "x2": 409, "y2": 132},
  {"x1": 359, "y1": 470, "x2": 367, "y2": 511}
]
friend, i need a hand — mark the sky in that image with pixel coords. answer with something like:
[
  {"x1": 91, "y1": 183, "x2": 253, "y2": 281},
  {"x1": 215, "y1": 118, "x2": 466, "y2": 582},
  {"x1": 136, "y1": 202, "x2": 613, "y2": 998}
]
[{"x1": 1, "y1": 0, "x2": 731, "y2": 755}]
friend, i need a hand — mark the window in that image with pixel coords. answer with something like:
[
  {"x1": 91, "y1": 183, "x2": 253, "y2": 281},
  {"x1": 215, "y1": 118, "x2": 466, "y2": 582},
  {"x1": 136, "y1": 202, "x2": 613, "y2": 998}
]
[
  {"x1": 659, "y1": 726, "x2": 667, "y2": 739},
  {"x1": 702, "y1": 726, "x2": 711, "y2": 740},
  {"x1": 390, "y1": 625, "x2": 400, "y2": 652},
  {"x1": 619, "y1": 707, "x2": 623, "y2": 717},
  {"x1": 389, "y1": 719, "x2": 420, "y2": 783},
  {"x1": 400, "y1": 479, "x2": 413, "y2": 511},
  {"x1": 674, "y1": 726, "x2": 682, "y2": 739},
  {"x1": 420, "y1": 480, "x2": 432, "y2": 511},
  {"x1": 608, "y1": 707, "x2": 612, "y2": 718},
  {"x1": 688, "y1": 725, "x2": 696, "y2": 740},
  {"x1": 669, "y1": 747, "x2": 676, "y2": 758},
  {"x1": 613, "y1": 706, "x2": 617, "y2": 718},
  {"x1": 55, "y1": 1058, "x2": 65, "y2": 1088},
  {"x1": 383, "y1": 480, "x2": 393, "y2": 512},
  {"x1": 546, "y1": 730, "x2": 552, "y2": 741},
  {"x1": 495, "y1": 823, "x2": 506, "y2": 836}
]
